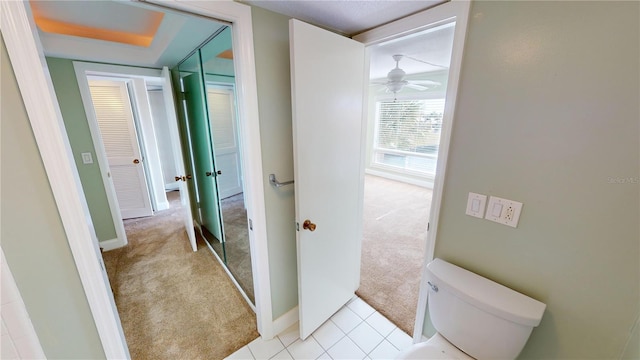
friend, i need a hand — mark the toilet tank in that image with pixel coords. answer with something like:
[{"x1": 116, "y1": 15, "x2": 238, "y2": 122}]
[{"x1": 426, "y1": 259, "x2": 546, "y2": 360}]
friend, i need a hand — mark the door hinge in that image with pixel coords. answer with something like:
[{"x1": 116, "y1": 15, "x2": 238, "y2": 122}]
[
  {"x1": 296, "y1": 222, "x2": 300, "y2": 231},
  {"x1": 427, "y1": 222, "x2": 430, "y2": 231},
  {"x1": 249, "y1": 219, "x2": 253, "y2": 231}
]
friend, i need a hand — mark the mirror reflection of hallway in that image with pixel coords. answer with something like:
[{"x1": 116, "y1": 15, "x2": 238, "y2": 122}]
[
  {"x1": 175, "y1": 26, "x2": 254, "y2": 304},
  {"x1": 102, "y1": 190, "x2": 258, "y2": 358}
]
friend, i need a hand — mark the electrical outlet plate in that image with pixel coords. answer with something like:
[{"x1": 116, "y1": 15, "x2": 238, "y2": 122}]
[
  {"x1": 485, "y1": 196, "x2": 523, "y2": 228},
  {"x1": 465, "y1": 192, "x2": 487, "y2": 218}
]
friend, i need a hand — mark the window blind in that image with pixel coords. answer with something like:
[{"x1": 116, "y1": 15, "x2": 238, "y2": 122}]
[{"x1": 374, "y1": 98, "x2": 445, "y2": 175}]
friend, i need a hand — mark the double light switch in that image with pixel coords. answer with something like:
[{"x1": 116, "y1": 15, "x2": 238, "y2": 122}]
[{"x1": 466, "y1": 192, "x2": 523, "y2": 228}]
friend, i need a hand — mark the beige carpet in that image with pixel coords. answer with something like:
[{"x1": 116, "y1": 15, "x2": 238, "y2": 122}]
[
  {"x1": 102, "y1": 191, "x2": 259, "y2": 360},
  {"x1": 357, "y1": 175, "x2": 432, "y2": 336},
  {"x1": 209, "y1": 193, "x2": 254, "y2": 304}
]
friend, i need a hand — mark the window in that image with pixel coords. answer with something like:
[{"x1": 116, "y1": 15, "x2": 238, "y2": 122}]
[{"x1": 372, "y1": 98, "x2": 445, "y2": 177}]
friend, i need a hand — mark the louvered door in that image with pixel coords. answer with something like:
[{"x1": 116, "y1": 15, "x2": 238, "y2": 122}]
[{"x1": 89, "y1": 79, "x2": 153, "y2": 219}]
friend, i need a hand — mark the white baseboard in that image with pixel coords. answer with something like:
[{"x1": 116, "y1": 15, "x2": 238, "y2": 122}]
[
  {"x1": 155, "y1": 200, "x2": 170, "y2": 211},
  {"x1": 165, "y1": 182, "x2": 180, "y2": 191},
  {"x1": 272, "y1": 306, "x2": 299, "y2": 338},
  {"x1": 99, "y1": 238, "x2": 125, "y2": 251},
  {"x1": 365, "y1": 168, "x2": 434, "y2": 189}
]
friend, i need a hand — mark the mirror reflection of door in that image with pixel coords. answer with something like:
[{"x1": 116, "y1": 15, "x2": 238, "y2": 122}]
[
  {"x1": 174, "y1": 26, "x2": 254, "y2": 304},
  {"x1": 88, "y1": 78, "x2": 154, "y2": 219}
]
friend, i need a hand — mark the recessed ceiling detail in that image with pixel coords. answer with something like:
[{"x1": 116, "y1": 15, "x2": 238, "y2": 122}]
[
  {"x1": 30, "y1": 1, "x2": 164, "y2": 47},
  {"x1": 217, "y1": 49, "x2": 234, "y2": 60}
]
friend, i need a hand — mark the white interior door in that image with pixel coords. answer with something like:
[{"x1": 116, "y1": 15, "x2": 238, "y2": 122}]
[
  {"x1": 161, "y1": 67, "x2": 198, "y2": 252},
  {"x1": 206, "y1": 86, "x2": 243, "y2": 199},
  {"x1": 290, "y1": 19, "x2": 366, "y2": 340},
  {"x1": 89, "y1": 79, "x2": 153, "y2": 219}
]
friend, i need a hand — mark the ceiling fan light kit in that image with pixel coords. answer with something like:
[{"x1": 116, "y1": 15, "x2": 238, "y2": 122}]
[{"x1": 378, "y1": 54, "x2": 442, "y2": 97}]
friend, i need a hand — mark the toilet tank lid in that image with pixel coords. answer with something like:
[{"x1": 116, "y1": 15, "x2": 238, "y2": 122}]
[{"x1": 427, "y1": 259, "x2": 546, "y2": 327}]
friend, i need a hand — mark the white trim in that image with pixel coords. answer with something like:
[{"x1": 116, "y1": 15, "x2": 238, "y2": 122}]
[
  {"x1": 3, "y1": 0, "x2": 272, "y2": 356},
  {"x1": 354, "y1": 0, "x2": 471, "y2": 342},
  {"x1": 129, "y1": 77, "x2": 169, "y2": 212},
  {"x1": 272, "y1": 306, "x2": 299, "y2": 337},
  {"x1": 98, "y1": 238, "x2": 125, "y2": 252},
  {"x1": 74, "y1": 63, "x2": 131, "y2": 247},
  {"x1": 165, "y1": 181, "x2": 181, "y2": 191},
  {"x1": 1, "y1": 1, "x2": 130, "y2": 358}
]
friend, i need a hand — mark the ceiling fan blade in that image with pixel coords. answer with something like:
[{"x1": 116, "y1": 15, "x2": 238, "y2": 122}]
[
  {"x1": 406, "y1": 83, "x2": 428, "y2": 90},
  {"x1": 411, "y1": 80, "x2": 441, "y2": 86}
]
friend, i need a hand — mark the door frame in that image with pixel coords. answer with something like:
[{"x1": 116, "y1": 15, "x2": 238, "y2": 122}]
[
  {"x1": 1, "y1": 2, "x2": 272, "y2": 359},
  {"x1": 353, "y1": 0, "x2": 471, "y2": 342},
  {"x1": 75, "y1": 63, "x2": 165, "y2": 250}
]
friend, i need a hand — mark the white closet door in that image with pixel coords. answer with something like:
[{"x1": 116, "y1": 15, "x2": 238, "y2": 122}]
[
  {"x1": 89, "y1": 80, "x2": 153, "y2": 219},
  {"x1": 207, "y1": 86, "x2": 243, "y2": 199}
]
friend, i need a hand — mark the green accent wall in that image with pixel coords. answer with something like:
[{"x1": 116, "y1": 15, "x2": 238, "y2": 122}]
[
  {"x1": 46, "y1": 57, "x2": 117, "y2": 242},
  {"x1": 1, "y1": 36, "x2": 106, "y2": 359},
  {"x1": 251, "y1": 6, "x2": 298, "y2": 319},
  {"x1": 425, "y1": 1, "x2": 639, "y2": 359}
]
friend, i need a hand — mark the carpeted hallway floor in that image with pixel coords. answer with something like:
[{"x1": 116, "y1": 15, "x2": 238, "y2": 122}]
[
  {"x1": 102, "y1": 191, "x2": 258, "y2": 360},
  {"x1": 357, "y1": 175, "x2": 432, "y2": 336}
]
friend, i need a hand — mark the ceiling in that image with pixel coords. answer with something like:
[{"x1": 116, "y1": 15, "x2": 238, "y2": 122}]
[
  {"x1": 239, "y1": 0, "x2": 445, "y2": 36},
  {"x1": 30, "y1": 1, "x2": 226, "y2": 68},
  {"x1": 30, "y1": 0, "x2": 453, "y2": 84}
]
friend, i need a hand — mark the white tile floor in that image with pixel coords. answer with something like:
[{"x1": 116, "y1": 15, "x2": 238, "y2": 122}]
[{"x1": 226, "y1": 297, "x2": 414, "y2": 360}]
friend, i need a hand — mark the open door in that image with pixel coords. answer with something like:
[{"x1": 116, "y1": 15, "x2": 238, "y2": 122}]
[
  {"x1": 162, "y1": 66, "x2": 197, "y2": 252},
  {"x1": 183, "y1": 73, "x2": 224, "y2": 242},
  {"x1": 290, "y1": 19, "x2": 366, "y2": 339}
]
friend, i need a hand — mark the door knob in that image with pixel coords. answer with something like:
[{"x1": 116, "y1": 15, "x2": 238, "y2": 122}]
[
  {"x1": 186, "y1": 174, "x2": 192, "y2": 180},
  {"x1": 175, "y1": 176, "x2": 182, "y2": 181},
  {"x1": 302, "y1": 219, "x2": 316, "y2": 232},
  {"x1": 217, "y1": 170, "x2": 222, "y2": 175},
  {"x1": 133, "y1": 158, "x2": 140, "y2": 164}
]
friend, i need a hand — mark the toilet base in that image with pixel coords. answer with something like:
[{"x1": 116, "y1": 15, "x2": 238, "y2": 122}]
[{"x1": 396, "y1": 333, "x2": 473, "y2": 359}]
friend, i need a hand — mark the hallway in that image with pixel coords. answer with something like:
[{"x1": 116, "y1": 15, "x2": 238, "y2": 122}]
[{"x1": 102, "y1": 192, "x2": 258, "y2": 359}]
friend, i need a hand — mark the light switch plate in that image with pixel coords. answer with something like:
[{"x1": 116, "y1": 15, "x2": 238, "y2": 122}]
[
  {"x1": 465, "y1": 192, "x2": 487, "y2": 219},
  {"x1": 81, "y1": 152, "x2": 93, "y2": 164},
  {"x1": 485, "y1": 196, "x2": 523, "y2": 228}
]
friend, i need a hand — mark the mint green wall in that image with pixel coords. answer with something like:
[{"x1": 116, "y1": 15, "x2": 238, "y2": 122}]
[
  {"x1": 425, "y1": 1, "x2": 639, "y2": 359},
  {"x1": 251, "y1": 6, "x2": 298, "y2": 319},
  {"x1": 46, "y1": 58, "x2": 117, "y2": 242},
  {"x1": 1, "y1": 36, "x2": 106, "y2": 359}
]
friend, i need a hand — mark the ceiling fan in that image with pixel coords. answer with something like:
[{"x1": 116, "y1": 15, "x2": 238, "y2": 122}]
[{"x1": 373, "y1": 54, "x2": 442, "y2": 96}]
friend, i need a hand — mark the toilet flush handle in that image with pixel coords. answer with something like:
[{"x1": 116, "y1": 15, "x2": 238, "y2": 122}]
[{"x1": 427, "y1": 281, "x2": 439, "y2": 292}]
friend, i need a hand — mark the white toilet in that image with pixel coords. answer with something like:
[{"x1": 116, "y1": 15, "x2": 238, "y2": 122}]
[{"x1": 397, "y1": 259, "x2": 546, "y2": 360}]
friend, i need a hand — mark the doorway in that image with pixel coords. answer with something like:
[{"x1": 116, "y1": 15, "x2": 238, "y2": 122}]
[
  {"x1": 6, "y1": 1, "x2": 274, "y2": 356},
  {"x1": 86, "y1": 77, "x2": 155, "y2": 220},
  {"x1": 354, "y1": 6, "x2": 468, "y2": 339}
]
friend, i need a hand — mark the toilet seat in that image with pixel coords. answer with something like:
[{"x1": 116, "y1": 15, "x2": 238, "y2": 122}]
[{"x1": 396, "y1": 333, "x2": 474, "y2": 360}]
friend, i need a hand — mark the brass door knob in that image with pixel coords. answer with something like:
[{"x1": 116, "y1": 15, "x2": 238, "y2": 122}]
[
  {"x1": 303, "y1": 220, "x2": 316, "y2": 232},
  {"x1": 133, "y1": 158, "x2": 140, "y2": 164}
]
